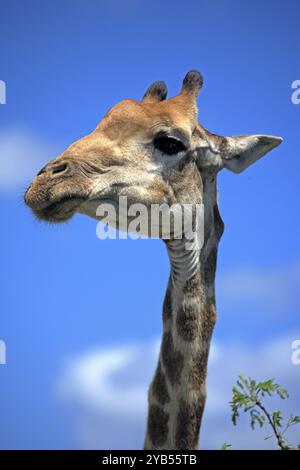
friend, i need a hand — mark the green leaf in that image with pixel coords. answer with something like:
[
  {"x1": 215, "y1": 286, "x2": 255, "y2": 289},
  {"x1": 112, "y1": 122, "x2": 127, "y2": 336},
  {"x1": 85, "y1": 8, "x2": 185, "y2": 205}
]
[
  {"x1": 290, "y1": 415, "x2": 300, "y2": 425},
  {"x1": 229, "y1": 374, "x2": 299, "y2": 450},
  {"x1": 220, "y1": 442, "x2": 232, "y2": 450},
  {"x1": 272, "y1": 410, "x2": 283, "y2": 429}
]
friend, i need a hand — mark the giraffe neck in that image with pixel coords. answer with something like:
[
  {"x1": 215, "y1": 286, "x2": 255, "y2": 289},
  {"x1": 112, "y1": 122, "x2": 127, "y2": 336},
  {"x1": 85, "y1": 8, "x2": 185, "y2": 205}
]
[{"x1": 144, "y1": 233, "x2": 218, "y2": 449}]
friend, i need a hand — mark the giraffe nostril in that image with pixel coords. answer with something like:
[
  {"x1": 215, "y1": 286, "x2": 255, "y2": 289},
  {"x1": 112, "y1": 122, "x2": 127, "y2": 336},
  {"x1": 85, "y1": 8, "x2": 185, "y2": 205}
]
[
  {"x1": 51, "y1": 162, "x2": 68, "y2": 175},
  {"x1": 37, "y1": 161, "x2": 70, "y2": 177}
]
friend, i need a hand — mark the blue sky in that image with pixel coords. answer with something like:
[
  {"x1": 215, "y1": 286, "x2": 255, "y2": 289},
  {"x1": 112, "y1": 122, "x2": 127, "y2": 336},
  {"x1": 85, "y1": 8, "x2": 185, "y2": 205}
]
[{"x1": 0, "y1": 0, "x2": 299, "y2": 449}]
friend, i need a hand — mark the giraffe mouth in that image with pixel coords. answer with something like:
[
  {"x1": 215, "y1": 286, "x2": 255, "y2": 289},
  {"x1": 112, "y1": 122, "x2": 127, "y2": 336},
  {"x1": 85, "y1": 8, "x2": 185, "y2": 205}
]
[{"x1": 29, "y1": 195, "x2": 87, "y2": 223}]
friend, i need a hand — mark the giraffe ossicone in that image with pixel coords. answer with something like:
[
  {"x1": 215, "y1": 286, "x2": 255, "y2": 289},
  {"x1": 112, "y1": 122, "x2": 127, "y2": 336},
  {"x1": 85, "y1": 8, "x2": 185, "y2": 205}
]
[{"x1": 25, "y1": 71, "x2": 282, "y2": 449}]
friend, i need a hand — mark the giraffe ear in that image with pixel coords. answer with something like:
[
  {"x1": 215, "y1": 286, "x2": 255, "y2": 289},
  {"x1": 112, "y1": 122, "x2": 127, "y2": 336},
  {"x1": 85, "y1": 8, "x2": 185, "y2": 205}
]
[
  {"x1": 222, "y1": 135, "x2": 283, "y2": 173},
  {"x1": 142, "y1": 81, "x2": 168, "y2": 103},
  {"x1": 181, "y1": 70, "x2": 204, "y2": 98}
]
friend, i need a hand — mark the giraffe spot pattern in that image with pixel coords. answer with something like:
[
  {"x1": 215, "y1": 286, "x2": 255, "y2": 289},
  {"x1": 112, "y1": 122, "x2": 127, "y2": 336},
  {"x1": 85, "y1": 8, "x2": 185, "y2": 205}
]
[
  {"x1": 161, "y1": 332, "x2": 184, "y2": 386},
  {"x1": 175, "y1": 398, "x2": 205, "y2": 450},
  {"x1": 151, "y1": 363, "x2": 170, "y2": 405},
  {"x1": 203, "y1": 247, "x2": 217, "y2": 285},
  {"x1": 200, "y1": 301, "x2": 216, "y2": 344},
  {"x1": 147, "y1": 404, "x2": 169, "y2": 447},
  {"x1": 189, "y1": 351, "x2": 208, "y2": 391},
  {"x1": 163, "y1": 288, "x2": 172, "y2": 322},
  {"x1": 176, "y1": 304, "x2": 199, "y2": 342}
]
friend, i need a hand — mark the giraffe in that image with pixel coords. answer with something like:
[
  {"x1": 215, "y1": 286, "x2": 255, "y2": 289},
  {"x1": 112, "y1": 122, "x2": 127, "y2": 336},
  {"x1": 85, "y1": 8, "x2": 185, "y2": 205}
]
[{"x1": 24, "y1": 71, "x2": 282, "y2": 450}]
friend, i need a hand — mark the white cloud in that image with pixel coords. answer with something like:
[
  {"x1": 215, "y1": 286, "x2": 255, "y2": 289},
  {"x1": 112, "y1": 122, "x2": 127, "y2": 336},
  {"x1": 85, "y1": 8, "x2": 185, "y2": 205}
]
[
  {"x1": 56, "y1": 340, "x2": 159, "y2": 449},
  {"x1": 56, "y1": 333, "x2": 300, "y2": 450},
  {"x1": 0, "y1": 129, "x2": 58, "y2": 190},
  {"x1": 57, "y1": 341, "x2": 159, "y2": 419}
]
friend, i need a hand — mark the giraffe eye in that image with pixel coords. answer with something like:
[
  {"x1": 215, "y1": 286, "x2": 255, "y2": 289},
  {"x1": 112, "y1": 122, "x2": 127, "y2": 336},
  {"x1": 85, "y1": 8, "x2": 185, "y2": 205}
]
[{"x1": 153, "y1": 135, "x2": 186, "y2": 155}]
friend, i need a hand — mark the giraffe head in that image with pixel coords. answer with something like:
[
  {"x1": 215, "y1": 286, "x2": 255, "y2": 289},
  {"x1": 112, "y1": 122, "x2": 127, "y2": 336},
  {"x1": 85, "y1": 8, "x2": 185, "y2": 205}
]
[{"x1": 25, "y1": 71, "x2": 282, "y2": 232}]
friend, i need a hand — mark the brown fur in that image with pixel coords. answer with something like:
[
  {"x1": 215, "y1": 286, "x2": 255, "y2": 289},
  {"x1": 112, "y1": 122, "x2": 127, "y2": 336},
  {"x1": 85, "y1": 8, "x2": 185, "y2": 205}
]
[
  {"x1": 176, "y1": 305, "x2": 199, "y2": 342},
  {"x1": 161, "y1": 332, "x2": 184, "y2": 386},
  {"x1": 175, "y1": 398, "x2": 205, "y2": 450},
  {"x1": 151, "y1": 363, "x2": 170, "y2": 406},
  {"x1": 162, "y1": 287, "x2": 172, "y2": 322},
  {"x1": 189, "y1": 351, "x2": 208, "y2": 391},
  {"x1": 147, "y1": 404, "x2": 169, "y2": 447}
]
